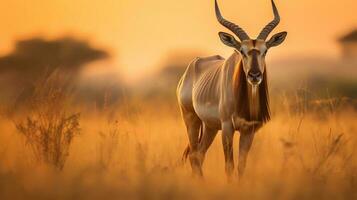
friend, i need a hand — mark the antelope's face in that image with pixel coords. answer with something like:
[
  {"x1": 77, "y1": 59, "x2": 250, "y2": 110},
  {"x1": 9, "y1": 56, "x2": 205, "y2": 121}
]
[
  {"x1": 215, "y1": 0, "x2": 287, "y2": 86},
  {"x1": 239, "y1": 37, "x2": 286, "y2": 85}
]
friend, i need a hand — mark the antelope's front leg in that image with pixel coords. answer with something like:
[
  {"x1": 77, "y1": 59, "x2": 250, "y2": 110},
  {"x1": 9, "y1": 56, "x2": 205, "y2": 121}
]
[
  {"x1": 238, "y1": 132, "x2": 255, "y2": 178},
  {"x1": 221, "y1": 121, "x2": 235, "y2": 180}
]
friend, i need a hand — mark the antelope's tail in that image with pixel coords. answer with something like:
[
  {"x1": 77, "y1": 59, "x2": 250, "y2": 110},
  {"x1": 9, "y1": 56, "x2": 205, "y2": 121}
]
[
  {"x1": 182, "y1": 145, "x2": 190, "y2": 164},
  {"x1": 182, "y1": 123, "x2": 203, "y2": 164}
]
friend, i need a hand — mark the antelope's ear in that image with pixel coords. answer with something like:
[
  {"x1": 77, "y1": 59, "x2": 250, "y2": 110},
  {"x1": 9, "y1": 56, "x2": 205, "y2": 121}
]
[
  {"x1": 218, "y1": 32, "x2": 241, "y2": 49},
  {"x1": 266, "y1": 31, "x2": 287, "y2": 48}
]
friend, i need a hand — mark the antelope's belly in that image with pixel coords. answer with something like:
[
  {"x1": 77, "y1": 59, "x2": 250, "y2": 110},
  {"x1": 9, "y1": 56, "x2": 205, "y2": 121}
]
[{"x1": 193, "y1": 102, "x2": 221, "y2": 127}]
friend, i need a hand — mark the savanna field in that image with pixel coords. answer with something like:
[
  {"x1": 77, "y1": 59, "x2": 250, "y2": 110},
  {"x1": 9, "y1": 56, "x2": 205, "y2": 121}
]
[
  {"x1": 1, "y1": 1, "x2": 357, "y2": 199},
  {"x1": 0, "y1": 75, "x2": 356, "y2": 200}
]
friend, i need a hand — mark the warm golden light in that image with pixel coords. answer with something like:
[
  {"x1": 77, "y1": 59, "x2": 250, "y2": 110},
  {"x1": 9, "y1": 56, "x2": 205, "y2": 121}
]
[
  {"x1": 1, "y1": 1, "x2": 357, "y2": 199},
  {"x1": 0, "y1": 0, "x2": 356, "y2": 81}
]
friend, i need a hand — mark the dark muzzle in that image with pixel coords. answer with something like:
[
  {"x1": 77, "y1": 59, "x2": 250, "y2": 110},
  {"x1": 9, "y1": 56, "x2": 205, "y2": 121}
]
[{"x1": 247, "y1": 70, "x2": 262, "y2": 85}]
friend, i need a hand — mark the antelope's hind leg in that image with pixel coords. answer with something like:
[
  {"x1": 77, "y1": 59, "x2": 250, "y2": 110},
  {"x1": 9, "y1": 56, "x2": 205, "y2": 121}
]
[
  {"x1": 181, "y1": 110, "x2": 203, "y2": 176},
  {"x1": 196, "y1": 124, "x2": 218, "y2": 175}
]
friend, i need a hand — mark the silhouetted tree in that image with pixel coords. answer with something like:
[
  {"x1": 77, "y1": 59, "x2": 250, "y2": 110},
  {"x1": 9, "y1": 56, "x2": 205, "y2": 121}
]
[
  {"x1": 0, "y1": 37, "x2": 109, "y2": 81},
  {"x1": 0, "y1": 36, "x2": 109, "y2": 108}
]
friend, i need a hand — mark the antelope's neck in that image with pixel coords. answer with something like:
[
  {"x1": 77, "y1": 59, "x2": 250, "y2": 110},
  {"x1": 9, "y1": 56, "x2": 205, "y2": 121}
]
[{"x1": 248, "y1": 84, "x2": 260, "y2": 121}]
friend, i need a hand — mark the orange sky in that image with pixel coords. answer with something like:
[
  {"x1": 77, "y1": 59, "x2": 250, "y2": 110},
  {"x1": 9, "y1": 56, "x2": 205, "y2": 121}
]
[{"x1": 0, "y1": 0, "x2": 356, "y2": 82}]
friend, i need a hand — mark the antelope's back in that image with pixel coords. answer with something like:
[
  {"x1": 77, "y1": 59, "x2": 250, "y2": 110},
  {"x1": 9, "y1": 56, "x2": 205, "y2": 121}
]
[{"x1": 177, "y1": 55, "x2": 224, "y2": 114}]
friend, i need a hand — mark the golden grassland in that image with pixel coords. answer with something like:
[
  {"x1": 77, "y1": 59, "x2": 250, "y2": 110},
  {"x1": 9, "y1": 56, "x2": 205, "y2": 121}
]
[{"x1": 0, "y1": 88, "x2": 356, "y2": 199}]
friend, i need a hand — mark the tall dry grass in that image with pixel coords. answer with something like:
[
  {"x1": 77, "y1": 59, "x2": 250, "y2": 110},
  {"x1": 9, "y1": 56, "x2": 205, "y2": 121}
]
[
  {"x1": 14, "y1": 73, "x2": 80, "y2": 170},
  {"x1": 0, "y1": 87, "x2": 356, "y2": 199}
]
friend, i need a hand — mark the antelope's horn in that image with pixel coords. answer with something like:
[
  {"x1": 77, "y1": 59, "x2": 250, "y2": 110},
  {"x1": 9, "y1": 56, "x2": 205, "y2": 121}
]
[
  {"x1": 257, "y1": 0, "x2": 280, "y2": 40},
  {"x1": 215, "y1": 0, "x2": 250, "y2": 41}
]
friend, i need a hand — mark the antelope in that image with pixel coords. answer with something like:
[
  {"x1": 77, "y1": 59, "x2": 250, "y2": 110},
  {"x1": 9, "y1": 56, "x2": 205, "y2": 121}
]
[{"x1": 177, "y1": 0, "x2": 287, "y2": 179}]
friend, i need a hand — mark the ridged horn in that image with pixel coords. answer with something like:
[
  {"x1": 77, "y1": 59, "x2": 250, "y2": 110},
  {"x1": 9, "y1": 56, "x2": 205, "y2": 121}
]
[
  {"x1": 257, "y1": 0, "x2": 280, "y2": 40},
  {"x1": 215, "y1": 0, "x2": 250, "y2": 41}
]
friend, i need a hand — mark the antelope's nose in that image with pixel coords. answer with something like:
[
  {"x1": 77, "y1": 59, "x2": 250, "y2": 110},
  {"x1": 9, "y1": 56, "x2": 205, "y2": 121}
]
[
  {"x1": 247, "y1": 71, "x2": 262, "y2": 85},
  {"x1": 248, "y1": 71, "x2": 262, "y2": 80}
]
